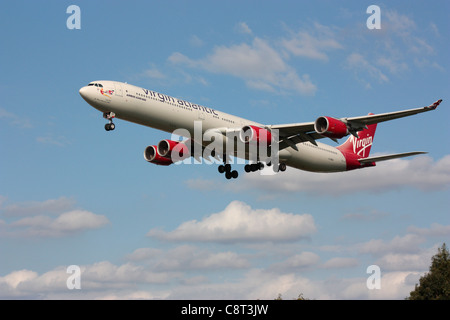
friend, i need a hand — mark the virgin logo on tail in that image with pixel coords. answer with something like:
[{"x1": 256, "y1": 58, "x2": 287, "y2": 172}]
[
  {"x1": 337, "y1": 122, "x2": 377, "y2": 158},
  {"x1": 350, "y1": 135, "x2": 373, "y2": 157}
]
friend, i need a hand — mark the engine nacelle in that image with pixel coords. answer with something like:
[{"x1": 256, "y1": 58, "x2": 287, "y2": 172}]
[
  {"x1": 157, "y1": 139, "x2": 190, "y2": 161},
  {"x1": 143, "y1": 145, "x2": 173, "y2": 166},
  {"x1": 239, "y1": 125, "x2": 272, "y2": 145},
  {"x1": 314, "y1": 116, "x2": 349, "y2": 139}
]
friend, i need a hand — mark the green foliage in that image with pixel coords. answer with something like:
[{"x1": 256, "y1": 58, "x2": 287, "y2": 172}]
[{"x1": 408, "y1": 243, "x2": 450, "y2": 300}]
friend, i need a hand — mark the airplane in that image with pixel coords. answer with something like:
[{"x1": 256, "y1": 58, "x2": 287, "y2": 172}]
[{"x1": 79, "y1": 80, "x2": 442, "y2": 179}]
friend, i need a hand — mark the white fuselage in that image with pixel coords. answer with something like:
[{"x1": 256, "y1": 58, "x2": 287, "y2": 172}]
[{"x1": 79, "y1": 80, "x2": 347, "y2": 172}]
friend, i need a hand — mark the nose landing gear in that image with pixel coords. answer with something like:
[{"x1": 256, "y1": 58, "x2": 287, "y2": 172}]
[{"x1": 103, "y1": 112, "x2": 116, "y2": 131}]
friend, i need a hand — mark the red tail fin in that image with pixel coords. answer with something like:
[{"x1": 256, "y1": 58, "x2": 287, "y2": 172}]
[
  {"x1": 336, "y1": 119, "x2": 377, "y2": 171},
  {"x1": 336, "y1": 113, "x2": 378, "y2": 171},
  {"x1": 337, "y1": 122, "x2": 377, "y2": 158}
]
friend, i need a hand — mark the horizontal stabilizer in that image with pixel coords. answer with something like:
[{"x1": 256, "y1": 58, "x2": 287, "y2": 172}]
[{"x1": 358, "y1": 151, "x2": 427, "y2": 164}]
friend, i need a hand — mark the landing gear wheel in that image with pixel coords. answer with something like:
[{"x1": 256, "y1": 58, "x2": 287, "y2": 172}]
[
  {"x1": 245, "y1": 162, "x2": 264, "y2": 173},
  {"x1": 225, "y1": 170, "x2": 239, "y2": 180},
  {"x1": 103, "y1": 112, "x2": 116, "y2": 132},
  {"x1": 105, "y1": 123, "x2": 115, "y2": 131},
  {"x1": 218, "y1": 163, "x2": 239, "y2": 179},
  {"x1": 273, "y1": 163, "x2": 287, "y2": 173}
]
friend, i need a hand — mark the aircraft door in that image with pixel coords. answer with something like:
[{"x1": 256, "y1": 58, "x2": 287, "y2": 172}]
[{"x1": 114, "y1": 83, "x2": 123, "y2": 97}]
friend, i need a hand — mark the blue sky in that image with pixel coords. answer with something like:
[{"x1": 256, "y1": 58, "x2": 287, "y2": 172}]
[{"x1": 0, "y1": 0, "x2": 449, "y2": 299}]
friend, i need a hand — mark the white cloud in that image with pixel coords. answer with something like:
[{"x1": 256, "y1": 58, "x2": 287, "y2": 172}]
[
  {"x1": 80, "y1": 261, "x2": 173, "y2": 286},
  {"x1": 141, "y1": 67, "x2": 166, "y2": 80},
  {"x1": 407, "y1": 223, "x2": 450, "y2": 237},
  {"x1": 0, "y1": 230, "x2": 441, "y2": 299},
  {"x1": 1, "y1": 269, "x2": 38, "y2": 289},
  {"x1": 236, "y1": 22, "x2": 252, "y2": 35},
  {"x1": 384, "y1": 10, "x2": 416, "y2": 36},
  {"x1": 367, "y1": 271, "x2": 422, "y2": 300},
  {"x1": 322, "y1": 257, "x2": 359, "y2": 269},
  {"x1": 269, "y1": 252, "x2": 320, "y2": 272},
  {"x1": 3, "y1": 210, "x2": 109, "y2": 238},
  {"x1": 0, "y1": 262, "x2": 175, "y2": 299},
  {"x1": 1, "y1": 196, "x2": 76, "y2": 217},
  {"x1": 281, "y1": 23, "x2": 343, "y2": 61},
  {"x1": 339, "y1": 9, "x2": 441, "y2": 87},
  {"x1": 153, "y1": 245, "x2": 250, "y2": 271},
  {"x1": 0, "y1": 107, "x2": 32, "y2": 128},
  {"x1": 346, "y1": 52, "x2": 389, "y2": 85},
  {"x1": 168, "y1": 37, "x2": 316, "y2": 95},
  {"x1": 236, "y1": 155, "x2": 450, "y2": 196},
  {"x1": 36, "y1": 134, "x2": 71, "y2": 147},
  {"x1": 126, "y1": 247, "x2": 163, "y2": 261},
  {"x1": 127, "y1": 245, "x2": 250, "y2": 271},
  {"x1": 341, "y1": 209, "x2": 389, "y2": 222},
  {"x1": 376, "y1": 252, "x2": 430, "y2": 272},
  {"x1": 189, "y1": 35, "x2": 204, "y2": 47},
  {"x1": 132, "y1": 64, "x2": 167, "y2": 82},
  {"x1": 147, "y1": 200, "x2": 316, "y2": 243},
  {"x1": 358, "y1": 234, "x2": 425, "y2": 256},
  {"x1": 0, "y1": 197, "x2": 109, "y2": 238},
  {"x1": 50, "y1": 210, "x2": 109, "y2": 234},
  {"x1": 383, "y1": 9, "x2": 435, "y2": 56},
  {"x1": 376, "y1": 56, "x2": 408, "y2": 74}
]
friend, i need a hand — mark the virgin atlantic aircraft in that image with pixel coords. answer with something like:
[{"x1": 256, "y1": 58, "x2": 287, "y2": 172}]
[{"x1": 79, "y1": 80, "x2": 442, "y2": 179}]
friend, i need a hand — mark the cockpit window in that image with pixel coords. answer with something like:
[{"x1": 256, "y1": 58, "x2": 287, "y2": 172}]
[
  {"x1": 87, "y1": 83, "x2": 104, "y2": 87},
  {"x1": 98, "y1": 83, "x2": 103, "y2": 87},
  {"x1": 88, "y1": 83, "x2": 94, "y2": 86}
]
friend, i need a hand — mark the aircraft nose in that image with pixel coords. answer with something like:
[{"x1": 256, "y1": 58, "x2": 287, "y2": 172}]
[{"x1": 79, "y1": 86, "x2": 88, "y2": 99}]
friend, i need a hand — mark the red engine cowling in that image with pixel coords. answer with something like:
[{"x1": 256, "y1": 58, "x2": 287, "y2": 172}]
[
  {"x1": 143, "y1": 145, "x2": 173, "y2": 166},
  {"x1": 157, "y1": 139, "x2": 189, "y2": 161},
  {"x1": 239, "y1": 125, "x2": 272, "y2": 145},
  {"x1": 314, "y1": 116, "x2": 349, "y2": 139}
]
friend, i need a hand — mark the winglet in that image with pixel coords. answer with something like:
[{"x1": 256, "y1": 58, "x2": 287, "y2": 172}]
[{"x1": 426, "y1": 99, "x2": 442, "y2": 110}]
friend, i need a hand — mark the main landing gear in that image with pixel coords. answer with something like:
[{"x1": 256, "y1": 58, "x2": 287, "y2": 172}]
[
  {"x1": 103, "y1": 112, "x2": 116, "y2": 131},
  {"x1": 244, "y1": 162, "x2": 286, "y2": 173},
  {"x1": 217, "y1": 161, "x2": 287, "y2": 180},
  {"x1": 244, "y1": 162, "x2": 264, "y2": 173},
  {"x1": 218, "y1": 163, "x2": 239, "y2": 180},
  {"x1": 276, "y1": 163, "x2": 287, "y2": 172}
]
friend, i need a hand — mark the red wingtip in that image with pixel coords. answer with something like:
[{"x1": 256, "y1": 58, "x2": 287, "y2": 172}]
[{"x1": 427, "y1": 99, "x2": 442, "y2": 110}]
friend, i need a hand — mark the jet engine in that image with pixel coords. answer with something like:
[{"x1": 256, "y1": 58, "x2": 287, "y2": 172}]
[
  {"x1": 143, "y1": 145, "x2": 173, "y2": 166},
  {"x1": 239, "y1": 125, "x2": 272, "y2": 145},
  {"x1": 314, "y1": 116, "x2": 349, "y2": 139},
  {"x1": 157, "y1": 139, "x2": 190, "y2": 161}
]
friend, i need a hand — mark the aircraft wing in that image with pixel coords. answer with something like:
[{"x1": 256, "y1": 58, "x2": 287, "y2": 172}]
[
  {"x1": 269, "y1": 99, "x2": 442, "y2": 150},
  {"x1": 342, "y1": 99, "x2": 442, "y2": 127}
]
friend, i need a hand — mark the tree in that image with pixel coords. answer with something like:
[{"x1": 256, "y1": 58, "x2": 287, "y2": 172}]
[{"x1": 408, "y1": 243, "x2": 450, "y2": 300}]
